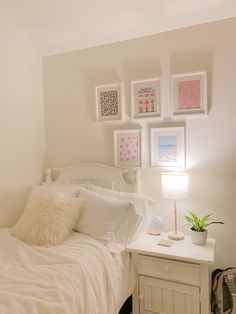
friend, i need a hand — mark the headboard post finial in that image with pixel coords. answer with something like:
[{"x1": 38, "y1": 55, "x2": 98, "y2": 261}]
[
  {"x1": 45, "y1": 168, "x2": 52, "y2": 184},
  {"x1": 135, "y1": 169, "x2": 142, "y2": 194}
]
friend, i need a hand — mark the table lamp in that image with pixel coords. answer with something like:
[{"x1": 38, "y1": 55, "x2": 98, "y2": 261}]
[{"x1": 161, "y1": 172, "x2": 189, "y2": 240}]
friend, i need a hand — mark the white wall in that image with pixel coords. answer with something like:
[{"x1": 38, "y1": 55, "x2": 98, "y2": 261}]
[
  {"x1": 43, "y1": 18, "x2": 236, "y2": 268},
  {"x1": 0, "y1": 5, "x2": 45, "y2": 226}
]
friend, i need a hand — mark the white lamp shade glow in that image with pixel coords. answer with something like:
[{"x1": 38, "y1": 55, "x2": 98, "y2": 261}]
[{"x1": 162, "y1": 173, "x2": 189, "y2": 200}]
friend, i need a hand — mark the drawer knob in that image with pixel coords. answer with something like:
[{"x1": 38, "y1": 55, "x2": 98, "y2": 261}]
[
  {"x1": 163, "y1": 266, "x2": 170, "y2": 273},
  {"x1": 139, "y1": 294, "x2": 144, "y2": 300}
]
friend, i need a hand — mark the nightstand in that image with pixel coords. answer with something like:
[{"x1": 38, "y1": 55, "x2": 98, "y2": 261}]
[{"x1": 126, "y1": 233, "x2": 215, "y2": 314}]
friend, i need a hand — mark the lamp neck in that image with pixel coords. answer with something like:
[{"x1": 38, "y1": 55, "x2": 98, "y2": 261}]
[{"x1": 174, "y1": 200, "x2": 177, "y2": 234}]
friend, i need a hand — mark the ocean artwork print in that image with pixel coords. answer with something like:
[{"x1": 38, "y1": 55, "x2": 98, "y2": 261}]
[{"x1": 157, "y1": 135, "x2": 177, "y2": 162}]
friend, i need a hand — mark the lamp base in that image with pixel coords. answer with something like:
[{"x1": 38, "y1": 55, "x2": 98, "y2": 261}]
[{"x1": 168, "y1": 231, "x2": 184, "y2": 241}]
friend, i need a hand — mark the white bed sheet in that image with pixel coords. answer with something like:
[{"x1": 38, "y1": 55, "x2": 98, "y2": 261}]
[{"x1": 0, "y1": 228, "x2": 135, "y2": 314}]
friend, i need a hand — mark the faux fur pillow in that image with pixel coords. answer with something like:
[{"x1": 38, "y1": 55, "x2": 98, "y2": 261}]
[{"x1": 11, "y1": 191, "x2": 84, "y2": 246}]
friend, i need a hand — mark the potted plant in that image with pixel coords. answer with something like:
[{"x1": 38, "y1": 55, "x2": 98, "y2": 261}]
[{"x1": 184, "y1": 210, "x2": 224, "y2": 245}]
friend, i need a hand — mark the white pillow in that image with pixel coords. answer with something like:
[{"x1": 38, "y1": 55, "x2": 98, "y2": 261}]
[
  {"x1": 116, "y1": 204, "x2": 143, "y2": 246},
  {"x1": 11, "y1": 190, "x2": 84, "y2": 246},
  {"x1": 82, "y1": 183, "x2": 156, "y2": 237},
  {"x1": 77, "y1": 188, "x2": 141, "y2": 252}
]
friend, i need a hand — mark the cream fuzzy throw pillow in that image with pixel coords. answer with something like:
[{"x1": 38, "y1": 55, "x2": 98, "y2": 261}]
[{"x1": 11, "y1": 192, "x2": 84, "y2": 246}]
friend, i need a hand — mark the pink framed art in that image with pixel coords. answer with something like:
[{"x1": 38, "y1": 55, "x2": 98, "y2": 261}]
[
  {"x1": 131, "y1": 78, "x2": 161, "y2": 119},
  {"x1": 114, "y1": 129, "x2": 142, "y2": 167},
  {"x1": 171, "y1": 71, "x2": 207, "y2": 117}
]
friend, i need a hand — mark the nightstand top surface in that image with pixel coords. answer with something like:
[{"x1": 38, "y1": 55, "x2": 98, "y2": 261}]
[{"x1": 126, "y1": 233, "x2": 215, "y2": 264}]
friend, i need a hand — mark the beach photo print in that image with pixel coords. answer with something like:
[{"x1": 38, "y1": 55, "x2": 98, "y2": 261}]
[{"x1": 150, "y1": 127, "x2": 185, "y2": 168}]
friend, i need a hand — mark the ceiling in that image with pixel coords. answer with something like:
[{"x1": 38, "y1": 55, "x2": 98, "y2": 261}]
[{"x1": 1, "y1": 0, "x2": 236, "y2": 56}]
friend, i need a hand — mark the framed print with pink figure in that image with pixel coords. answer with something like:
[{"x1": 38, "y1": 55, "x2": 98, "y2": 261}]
[
  {"x1": 131, "y1": 78, "x2": 161, "y2": 119},
  {"x1": 114, "y1": 129, "x2": 142, "y2": 167},
  {"x1": 171, "y1": 71, "x2": 207, "y2": 117},
  {"x1": 95, "y1": 83, "x2": 123, "y2": 121},
  {"x1": 150, "y1": 127, "x2": 185, "y2": 168}
]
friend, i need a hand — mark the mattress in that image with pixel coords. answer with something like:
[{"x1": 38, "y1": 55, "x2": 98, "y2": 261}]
[{"x1": 0, "y1": 228, "x2": 135, "y2": 314}]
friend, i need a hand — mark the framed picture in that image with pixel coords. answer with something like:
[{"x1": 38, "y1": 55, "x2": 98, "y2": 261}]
[
  {"x1": 131, "y1": 78, "x2": 161, "y2": 119},
  {"x1": 150, "y1": 127, "x2": 185, "y2": 168},
  {"x1": 114, "y1": 129, "x2": 142, "y2": 167},
  {"x1": 95, "y1": 83, "x2": 122, "y2": 121},
  {"x1": 171, "y1": 71, "x2": 207, "y2": 117}
]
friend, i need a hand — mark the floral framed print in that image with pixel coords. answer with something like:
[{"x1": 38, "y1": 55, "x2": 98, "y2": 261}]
[
  {"x1": 114, "y1": 129, "x2": 142, "y2": 167},
  {"x1": 150, "y1": 127, "x2": 185, "y2": 168},
  {"x1": 171, "y1": 71, "x2": 207, "y2": 117},
  {"x1": 96, "y1": 83, "x2": 123, "y2": 121},
  {"x1": 131, "y1": 77, "x2": 161, "y2": 119}
]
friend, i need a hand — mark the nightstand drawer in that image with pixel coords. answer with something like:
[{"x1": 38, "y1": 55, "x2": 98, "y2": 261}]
[{"x1": 137, "y1": 255, "x2": 200, "y2": 286}]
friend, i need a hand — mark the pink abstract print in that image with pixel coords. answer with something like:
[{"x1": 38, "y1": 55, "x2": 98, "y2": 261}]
[
  {"x1": 136, "y1": 87, "x2": 158, "y2": 114},
  {"x1": 178, "y1": 79, "x2": 200, "y2": 110},
  {"x1": 118, "y1": 134, "x2": 139, "y2": 163}
]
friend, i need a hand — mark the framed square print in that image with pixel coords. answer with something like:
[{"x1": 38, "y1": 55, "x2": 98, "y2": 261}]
[
  {"x1": 171, "y1": 71, "x2": 207, "y2": 117},
  {"x1": 114, "y1": 129, "x2": 142, "y2": 167},
  {"x1": 131, "y1": 78, "x2": 161, "y2": 119},
  {"x1": 150, "y1": 127, "x2": 185, "y2": 168},
  {"x1": 96, "y1": 83, "x2": 123, "y2": 121}
]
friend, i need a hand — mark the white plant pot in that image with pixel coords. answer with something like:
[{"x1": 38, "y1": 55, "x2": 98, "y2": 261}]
[{"x1": 190, "y1": 229, "x2": 208, "y2": 245}]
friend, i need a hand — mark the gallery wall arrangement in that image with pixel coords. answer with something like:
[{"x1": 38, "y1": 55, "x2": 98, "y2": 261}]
[{"x1": 95, "y1": 70, "x2": 208, "y2": 169}]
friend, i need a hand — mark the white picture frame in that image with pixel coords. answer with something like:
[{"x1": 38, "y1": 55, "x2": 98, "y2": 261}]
[
  {"x1": 114, "y1": 129, "x2": 143, "y2": 167},
  {"x1": 95, "y1": 83, "x2": 123, "y2": 121},
  {"x1": 150, "y1": 127, "x2": 185, "y2": 168},
  {"x1": 131, "y1": 77, "x2": 161, "y2": 119},
  {"x1": 171, "y1": 71, "x2": 207, "y2": 117}
]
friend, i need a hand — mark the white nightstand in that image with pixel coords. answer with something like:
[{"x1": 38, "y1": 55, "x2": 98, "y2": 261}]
[{"x1": 126, "y1": 233, "x2": 215, "y2": 314}]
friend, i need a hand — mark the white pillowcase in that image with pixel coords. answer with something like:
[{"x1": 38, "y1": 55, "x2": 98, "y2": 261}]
[
  {"x1": 82, "y1": 183, "x2": 156, "y2": 238},
  {"x1": 11, "y1": 189, "x2": 84, "y2": 246},
  {"x1": 77, "y1": 188, "x2": 141, "y2": 252}
]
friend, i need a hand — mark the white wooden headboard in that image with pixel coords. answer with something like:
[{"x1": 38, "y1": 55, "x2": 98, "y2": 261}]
[{"x1": 43, "y1": 162, "x2": 142, "y2": 193}]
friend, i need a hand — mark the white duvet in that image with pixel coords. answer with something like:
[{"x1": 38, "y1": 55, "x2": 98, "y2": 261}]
[{"x1": 0, "y1": 228, "x2": 135, "y2": 314}]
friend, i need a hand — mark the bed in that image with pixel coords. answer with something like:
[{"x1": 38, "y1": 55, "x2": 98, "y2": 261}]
[{"x1": 0, "y1": 163, "x2": 153, "y2": 314}]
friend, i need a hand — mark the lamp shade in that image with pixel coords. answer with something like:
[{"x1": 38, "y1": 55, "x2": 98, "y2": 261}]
[{"x1": 162, "y1": 172, "x2": 189, "y2": 200}]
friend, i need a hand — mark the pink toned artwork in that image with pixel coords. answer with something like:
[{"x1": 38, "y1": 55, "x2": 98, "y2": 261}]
[
  {"x1": 136, "y1": 87, "x2": 158, "y2": 114},
  {"x1": 118, "y1": 134, "x2": 139, "y2": 162},
  {"x1": 178, "y1": 79, "x2": 200, "y2": 110}
]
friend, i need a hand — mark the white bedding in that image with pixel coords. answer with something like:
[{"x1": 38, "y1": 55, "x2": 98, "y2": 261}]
[{"x1": 0, "y1": 228, "x2": 135, "y2": 314}]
